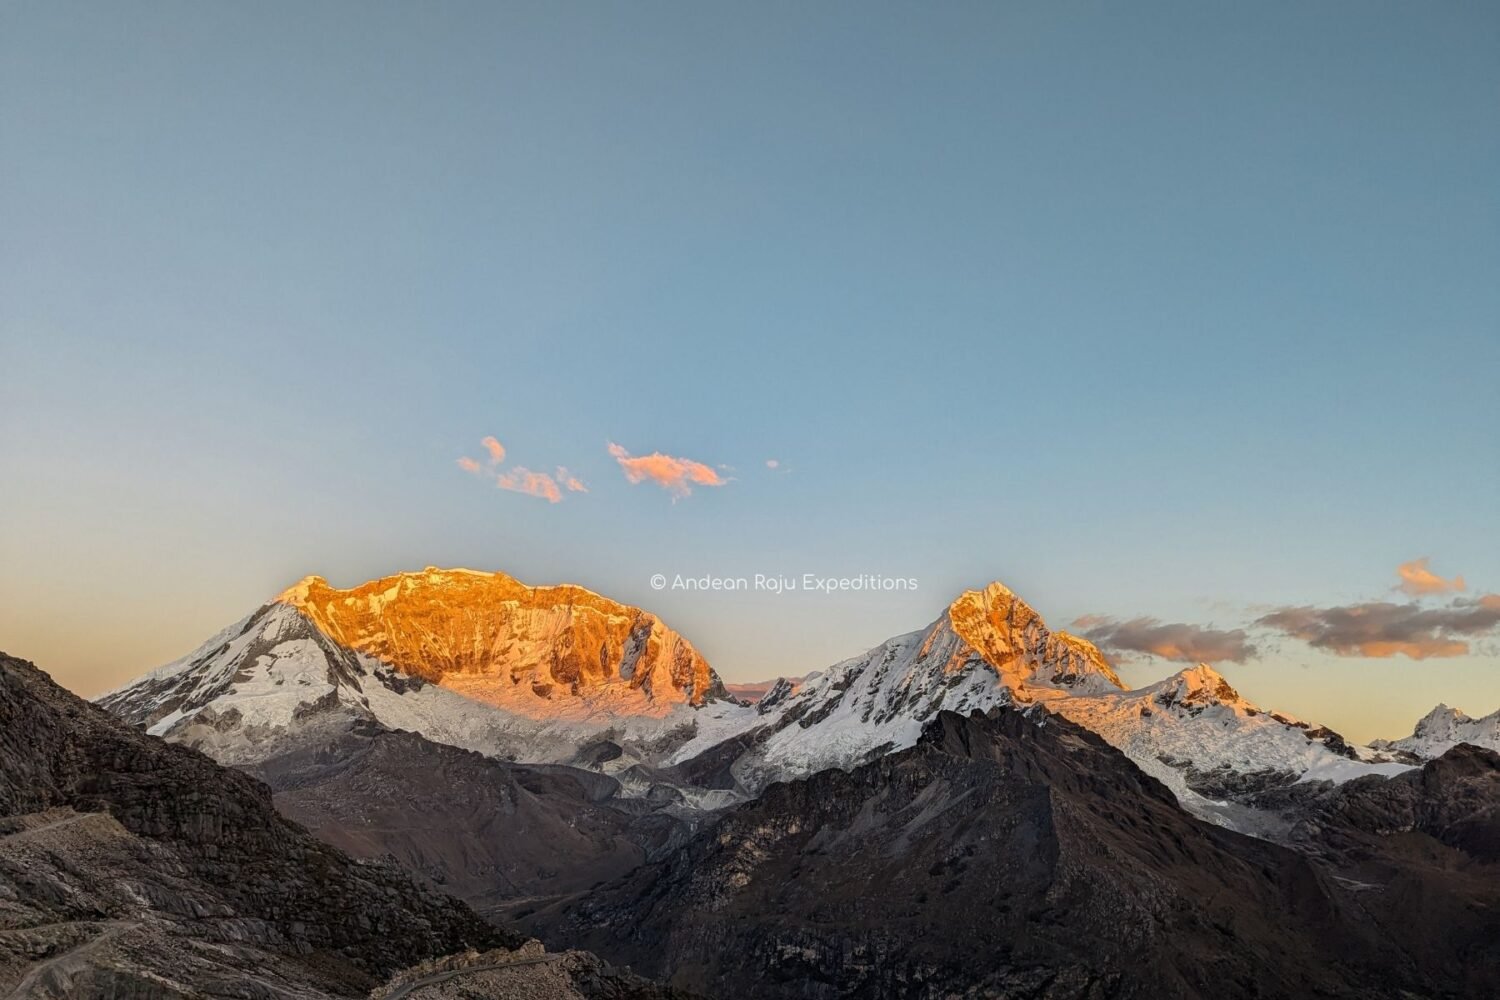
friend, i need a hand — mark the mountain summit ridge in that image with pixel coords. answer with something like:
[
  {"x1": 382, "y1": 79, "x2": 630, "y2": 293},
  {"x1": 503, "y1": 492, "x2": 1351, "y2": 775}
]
[
  {"x1": 943, "y1": 581, "x2": 1125, "y2": 692},
  {"x1": 274, "y1": 566, "x2": 719, "y2": 703},
  {"x1": 98, "y1": 567, "x2": 727, "y2": 768},
  {"x1": 1373, "y1": 702, "x2": 1500, "y2": 759},
  {"x1": 664, "y1": 584, "x2": 1409, "y2": 825}
]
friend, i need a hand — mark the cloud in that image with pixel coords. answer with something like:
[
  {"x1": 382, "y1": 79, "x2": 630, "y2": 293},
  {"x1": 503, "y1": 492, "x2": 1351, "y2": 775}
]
[
  {"x1": 1257, "y1": 594, "x2": 1500, "y2": 659},
  {"x1": 481, "y1": 436, "x2": 506, "y2": 464},
  {"x1": 608, "y1": 442, "x2": 726, "y2": 497},
  {"x1": 497, "y1": 467, "x2": 562, "y2": 503},
  {"x1": 1073, "y1": 615, "x2": 1259, "y2": 664},
  {"x1": 456, "y1": 435, "x2": 585, "y2": 505},
  {"x1": 1396, "y1": 557, "x2": 1466, "y2": 596},
  {"x1": 765, "y1": 459, "x2": 780, "y2": 469}
]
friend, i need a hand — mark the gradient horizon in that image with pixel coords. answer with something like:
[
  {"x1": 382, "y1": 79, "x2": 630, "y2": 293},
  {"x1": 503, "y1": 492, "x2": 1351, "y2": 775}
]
[{"x1": 2, "y1": 2, "x2": 1497, "y2": 744}]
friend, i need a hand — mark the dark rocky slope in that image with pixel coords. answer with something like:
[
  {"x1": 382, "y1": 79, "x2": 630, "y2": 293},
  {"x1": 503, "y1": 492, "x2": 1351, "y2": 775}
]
[
  {"x1": 0, "y1": 651, "x2": 511, "y2": 996},
  {"x1": 245, "y1": 718, "x2": 695, "y2": 919},
  {"x1": 536, "y1": 706, "x2": 1484, "y2": 1000},
  {"x1": 1267, "y1": 743, "x2": 1500, "y2": 999}
]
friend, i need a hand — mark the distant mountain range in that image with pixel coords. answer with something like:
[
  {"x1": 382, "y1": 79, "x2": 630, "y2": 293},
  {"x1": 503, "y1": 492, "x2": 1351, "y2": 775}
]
[
  {"x1": 98, "y1": 569, "x2": 1469, "y2": 828},
  {"x1": 52, "y1": 565, "x2": 1500, "y2": 997}
]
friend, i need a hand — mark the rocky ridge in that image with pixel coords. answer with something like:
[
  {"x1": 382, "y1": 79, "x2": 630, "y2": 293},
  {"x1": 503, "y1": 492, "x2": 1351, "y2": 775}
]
[{"x1": 0, "y1": 651, "x2": 509, "y2": 997}]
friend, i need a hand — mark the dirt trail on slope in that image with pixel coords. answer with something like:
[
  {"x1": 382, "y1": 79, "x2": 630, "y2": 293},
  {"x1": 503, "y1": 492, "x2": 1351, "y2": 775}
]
[
  {"x1": 0, "y1": 812, "x2": 93, "y2": 844},
  {"x1": 383, "y1": 955, "x2": 563, "y2": 999},
  {"x1": 5, "y1": 921, "x2": 140, "y2": 1000}
]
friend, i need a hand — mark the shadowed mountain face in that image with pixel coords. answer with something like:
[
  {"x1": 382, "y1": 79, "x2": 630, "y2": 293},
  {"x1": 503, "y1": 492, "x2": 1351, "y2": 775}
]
[
  {"x1": 1287, "y1": 742, "x2": 1500, "y2": 861},
  {"x1": 535, "y1": 707, "x2": 1486, "y2": 1000},
  {"x1": 0, "y1": 652, "x2": 510, "y2": 997},
  {"x1": 1250, "y1": 743, "x2": 1500, "y2": 1000},
  {"x1": 245, "y1": 718, "x2": 697, "y2": 918}
]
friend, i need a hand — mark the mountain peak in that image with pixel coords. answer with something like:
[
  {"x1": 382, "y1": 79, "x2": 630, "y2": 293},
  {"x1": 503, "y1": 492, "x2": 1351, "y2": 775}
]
[
  {"x1": 100, "y1": 566, "x2": 726, "y2": 761},
  {"x1": 1418, "y1": 703, "x2": 1469, "y2": 725},
  {"x1": 944, "y1": 581, "x2": 1124, "y2": 692},
  {"x1": 944, "y1": 579, "x2": 1022, "y2": 619},
  {"x1": 276, "y1": 573, "x2": 329, "y2": 604},
  {"x1": 1149, "y1": 663, "x2": 1249, "y2": 710},
  {"x1": 1374, "y1": 702, "x2": 1500, "y2": 763},
  {"x1": 280, "y1": 568, "x2": 722, "y2": 702}
]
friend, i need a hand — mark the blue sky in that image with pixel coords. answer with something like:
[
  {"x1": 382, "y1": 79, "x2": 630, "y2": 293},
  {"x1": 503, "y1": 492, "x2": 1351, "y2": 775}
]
[{"x1": 2, "y1": 2, "x2": 1497, "y2": 742}]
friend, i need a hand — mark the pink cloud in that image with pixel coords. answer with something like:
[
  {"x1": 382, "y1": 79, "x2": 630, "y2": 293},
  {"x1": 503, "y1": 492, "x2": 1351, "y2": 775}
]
[
  {"x1": 608, "y1": 442, "x2": 726, "y2": 497},
  {"x1": 456, "y1": 456, "x2": 482, "y2": 474},
  {"x1": 1396, "y1": 557, "x2": 1466, "y2": 596},
  {"x1": 497, "y1": 467, "x2": 562, "y2": 503},
  {"x1": 481, "y1": 436, "x2": 506, "y2": 464},
  {"x1": 556, "y1": 467, "x2": 588, "y2": 493},
  {"x1": 765, "y1": 459, "x2": 780, "y2": 469}
]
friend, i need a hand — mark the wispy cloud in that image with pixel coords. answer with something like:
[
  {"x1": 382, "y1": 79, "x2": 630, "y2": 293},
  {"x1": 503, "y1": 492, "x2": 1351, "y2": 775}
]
[
  {"x1": 608, "y1": 442, "x2": 726, "y2": 498},
  {"x1": 497, "y1": 467, "x2": 562, "y2": 503},
  {"x1": 481, "y1": 436, "x2": 506, "y2": 465},
  {"x1": 1072, "y1": 615, "x2": 1258, "y2": 664},
  {"x1": 765, "y1": 459, "x2": 780, "y2": 469},
  {"x1": 1257, "y1": 594, "x2": 1500, "y2": 659},
  {"x1": 457, "y1": 436, "x2": 580, "y2": 504},
  {"x1": 1396, "y1": 557, "x2": 1466, "y2": 596}
]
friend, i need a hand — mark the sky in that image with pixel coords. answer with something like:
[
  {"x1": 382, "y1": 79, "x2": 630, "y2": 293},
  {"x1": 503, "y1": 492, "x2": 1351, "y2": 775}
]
[{"x1": 2, "y1": 2, "x2": 1497, "y2": 744}]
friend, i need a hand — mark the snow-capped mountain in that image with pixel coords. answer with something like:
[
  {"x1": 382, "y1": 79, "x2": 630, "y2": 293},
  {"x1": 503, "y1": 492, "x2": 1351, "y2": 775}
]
[
  {"x1": 666, "y1": 581, "x2": 1122, "y2": 783},
  {"x1": 99, "y1": 569, "x2": 1412, "y2": 830},
  {"x1": 667, "y1": 582, "x2": 1410, "y2": 825},
  {"x1": 1033, "y1": 664, "x2": 1410, "y2": 822},
  {"x1": 98, "y1": 567, "x2": 726, "y2": 766},
  {"x1": 1372, "y1": 704, "x2": 1500, "y2": 759}
]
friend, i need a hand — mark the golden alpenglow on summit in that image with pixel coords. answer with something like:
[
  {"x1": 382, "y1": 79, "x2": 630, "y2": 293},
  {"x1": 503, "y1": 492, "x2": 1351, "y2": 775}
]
[
  {"x1": 279, "y1": 568, "x2": 719, "y2": 706},
  {"x1": 4, "y1": 2, "x2": 1497, "y2": 998}
]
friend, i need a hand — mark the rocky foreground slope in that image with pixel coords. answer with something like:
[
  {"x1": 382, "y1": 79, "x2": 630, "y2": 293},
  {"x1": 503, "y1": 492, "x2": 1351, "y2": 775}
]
[
  {"x1": 1, "y1": 652, "x2": 695, "y2": 999},
  {"x1": 538, "y1": 706, "x2": 1500, "y2": 1000},
  {"x1": 0, "y1": 651, "x2": 511, "y2": 996}
]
